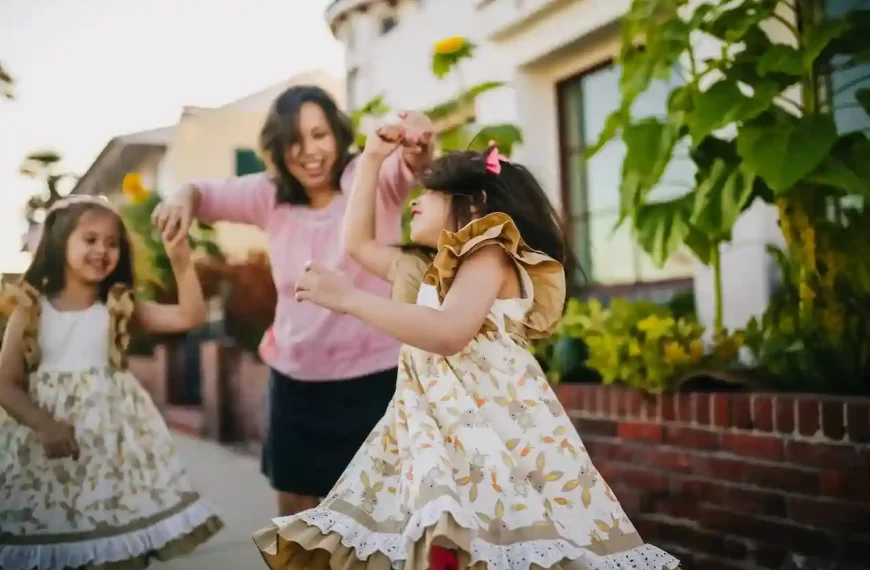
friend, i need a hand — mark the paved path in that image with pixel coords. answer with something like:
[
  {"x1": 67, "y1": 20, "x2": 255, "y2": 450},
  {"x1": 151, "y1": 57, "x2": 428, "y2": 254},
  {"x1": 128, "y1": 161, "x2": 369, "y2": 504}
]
[{"x1": 152, "y1": 434, "x2": 274, "y2": 570}]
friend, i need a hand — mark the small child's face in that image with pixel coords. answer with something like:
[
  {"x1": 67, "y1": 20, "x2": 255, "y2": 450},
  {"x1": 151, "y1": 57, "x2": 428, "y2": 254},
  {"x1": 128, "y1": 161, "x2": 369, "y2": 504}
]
[
  {"x1": 65, "y1": 210, "x2": 122, "y2": 285},
  {"x1": 409, "y1": 189, "x2": 452, "y2": 247}
]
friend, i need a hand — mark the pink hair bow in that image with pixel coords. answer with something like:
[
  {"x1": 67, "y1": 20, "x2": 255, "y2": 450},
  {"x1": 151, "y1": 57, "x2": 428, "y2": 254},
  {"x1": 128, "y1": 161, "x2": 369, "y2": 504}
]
[{"x1": 484, "y1": 141, "x2": 508, "y2": 175}]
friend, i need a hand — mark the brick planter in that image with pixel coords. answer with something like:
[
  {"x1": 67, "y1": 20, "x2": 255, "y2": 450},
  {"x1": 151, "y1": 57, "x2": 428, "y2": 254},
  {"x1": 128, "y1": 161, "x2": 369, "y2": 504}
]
[{"x1": 555, "y1": 384, "x2": 870, "y2": 569}]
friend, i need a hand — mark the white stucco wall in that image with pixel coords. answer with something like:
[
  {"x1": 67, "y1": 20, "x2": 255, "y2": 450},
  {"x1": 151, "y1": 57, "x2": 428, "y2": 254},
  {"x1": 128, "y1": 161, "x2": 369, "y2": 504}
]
[
  {"x1": 332, "y1": 0, "x2": 793, "y2": 333},
  {"x1": 332, "y1": 0, "x2": 516, "y2": 121}
]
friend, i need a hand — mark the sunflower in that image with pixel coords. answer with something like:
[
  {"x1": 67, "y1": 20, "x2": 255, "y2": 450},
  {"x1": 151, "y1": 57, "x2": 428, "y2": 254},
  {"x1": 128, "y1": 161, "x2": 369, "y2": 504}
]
[
  {"x1": 434, "y1": 36, "x2": 467, "y2": 55},
  {"x1": 122, "y1": 172, "x2": 149, "y2": 204}
]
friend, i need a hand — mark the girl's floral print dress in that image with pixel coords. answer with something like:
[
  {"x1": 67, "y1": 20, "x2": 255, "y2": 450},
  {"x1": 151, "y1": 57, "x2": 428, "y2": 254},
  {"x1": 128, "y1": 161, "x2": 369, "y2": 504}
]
[
  {"x1": 253, "y1": 213, "x2": 680, "y2": 570},
  {"x1": 0, "y1": 285, "x2": 222, "y2": 570}
]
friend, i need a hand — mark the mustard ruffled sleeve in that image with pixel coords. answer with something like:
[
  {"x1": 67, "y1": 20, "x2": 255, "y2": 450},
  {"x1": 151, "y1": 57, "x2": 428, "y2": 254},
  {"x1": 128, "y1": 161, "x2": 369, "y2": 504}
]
[
  {"x1": 106, "y1": 284, "x2": 135, "y2": 371},
  {"x1": 389, "y1": 250, "x2": 436, "y2": 304},
  {"x1": 0, "y1": 281, "x2": 42, "y2": 372},
  {"x1": 421, "y1": 212, "x2": 566, "y2": 340}
]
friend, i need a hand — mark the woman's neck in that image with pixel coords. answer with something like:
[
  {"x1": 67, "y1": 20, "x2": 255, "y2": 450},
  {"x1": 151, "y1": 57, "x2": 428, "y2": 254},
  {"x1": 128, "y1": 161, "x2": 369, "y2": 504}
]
[
  {"x1": 52, "y1": 279, "x2": 100, "y2": 311},
  {"x1": 306, "y1": 185, "x2": 340, "y2": 210}
]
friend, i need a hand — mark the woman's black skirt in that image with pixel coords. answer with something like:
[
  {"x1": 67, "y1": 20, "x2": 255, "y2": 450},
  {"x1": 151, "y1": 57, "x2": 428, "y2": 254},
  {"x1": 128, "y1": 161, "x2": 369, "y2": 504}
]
[{"x1": 260, "y1": 367, "x2": 397, "y2": 497}]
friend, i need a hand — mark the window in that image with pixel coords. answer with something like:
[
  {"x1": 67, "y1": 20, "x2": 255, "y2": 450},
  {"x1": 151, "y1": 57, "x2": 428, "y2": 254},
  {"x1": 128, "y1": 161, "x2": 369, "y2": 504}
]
[
  {"x1": 346, "y1": 67, "x2": 359, "y2": 112},
  {"x1": 235, "y1": 149, "x2": 266, "y2": 176},
  {"x1": 380, "y1": 15, "x2": 397, "y2": 35},
  {"x1": 824, "y1": 0, "x2": 869, "y2": 134},
  {"x1": 558, "y1": 62, "x2": 696, "y2": 286}
]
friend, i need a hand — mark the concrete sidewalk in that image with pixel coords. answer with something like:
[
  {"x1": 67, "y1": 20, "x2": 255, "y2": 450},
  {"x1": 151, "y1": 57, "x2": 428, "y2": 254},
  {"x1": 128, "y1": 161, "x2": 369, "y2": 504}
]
[{"x1": 152, "y1": 434, "x2": 274, "y2": 570}]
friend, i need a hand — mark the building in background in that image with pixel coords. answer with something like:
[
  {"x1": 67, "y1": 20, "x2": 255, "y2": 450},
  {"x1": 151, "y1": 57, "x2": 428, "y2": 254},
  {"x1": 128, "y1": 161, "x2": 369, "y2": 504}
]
[
  {"x1": 326, "y1": 0, "x2": 815, "y2": 335},
  {"x1": 70, "y1": 69, "x2": 343, "y2": 261}
]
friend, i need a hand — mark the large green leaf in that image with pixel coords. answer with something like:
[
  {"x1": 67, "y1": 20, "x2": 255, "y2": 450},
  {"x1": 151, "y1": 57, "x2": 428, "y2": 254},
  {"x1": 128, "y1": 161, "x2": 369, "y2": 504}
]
[
  {"x1": 632, "y1": 195, "x2": 694, "y2": 266},
  {"x1": 468, "y1": 123, "x2": 523, "y2": 157},
  {"x1": 729, "y1": 27, "x2": 803, "y2": 93},
  {"x1": 802, "y1": 17, "x2": 852, "y2": 71},
  {"x1": 350, "y1": 95, "x2": 390, "y2": 131},
  {"x1": 619, "y1": 118, "x2": 682, "y2": 220},
  {"x1": 856, "y1": 88, "x2": 870, "y2": 115},
  {"x1": 431, "y1": 42, "x2": 476, "y2": 79},
  {"x1": 687, "y1": 79, "x2": 777, "y2": 145},
  {"x1": 736, "y1": 113, "x2": 838, "y2": 194},
  {"x1": 818, "y1": 10, "x2": 870, "y2": 65},
  {"x1": 757, "y1": 44, "x2": 804, "y2": 77},
  {"x1": 619, "y1": 18, "x2": 690, "y2": 104},
  {"x1": 586, "y1": 107, "x2": 629, "y2": 158},
  {"x1": 425, "y1": 81, "x2": 504, "y2": 122},
  {"x1": 701, "y1": 0, "x2": 778, "y2": 43},
  {"x1": 689, "y1": 159, "x2": 756, "y2": 242},
  {"x1": 805, "y1": 132, "x2": 870, "y2": 197},
  {"x1": 438, "y1": 125, "x2": 470, "y2": 152}
]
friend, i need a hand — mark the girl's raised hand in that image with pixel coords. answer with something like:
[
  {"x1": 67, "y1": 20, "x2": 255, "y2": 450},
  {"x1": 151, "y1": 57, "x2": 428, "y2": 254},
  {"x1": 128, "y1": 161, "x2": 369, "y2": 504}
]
[
  {"x1": 295, "y1": 262, "x2": 358, "y2": 314},
  {"x1": 397, "y1": 110, "x2": 434, "y2": 172},
  {"x1": 163, "y1": 228, "x2": 192, "y2": 271},
  {"x1": 152, "y1": 190, "x2": 195, "y2": 243},
  {"x1": 363, "y1": 123, "x2": 405, "y2": 161}
]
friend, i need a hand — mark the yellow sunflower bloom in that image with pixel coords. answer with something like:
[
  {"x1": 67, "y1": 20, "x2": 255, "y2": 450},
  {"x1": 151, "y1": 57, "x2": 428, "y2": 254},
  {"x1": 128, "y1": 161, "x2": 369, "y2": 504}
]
[
  {"x1": 434, "y1": 36, "x2": 467, "y2": 55},
  {"x1": 689, "y1": 339, "x2": 704, "y2": 361},
  {"x1": 663, "y1": 341, "x2": 690, "y2": 364},
  {"x1": 122, "y1": 172, "x2": 149, "y2": 204}
]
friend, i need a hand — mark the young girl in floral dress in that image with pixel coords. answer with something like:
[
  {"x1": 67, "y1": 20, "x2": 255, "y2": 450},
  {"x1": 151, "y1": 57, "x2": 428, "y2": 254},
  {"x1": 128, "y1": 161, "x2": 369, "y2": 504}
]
[
  {"x1": 0, "y1": 196, "x2": 222, "y2": 570},
  {"x1": 251, "y1": 126, "x2": 681, "y2": 570}
]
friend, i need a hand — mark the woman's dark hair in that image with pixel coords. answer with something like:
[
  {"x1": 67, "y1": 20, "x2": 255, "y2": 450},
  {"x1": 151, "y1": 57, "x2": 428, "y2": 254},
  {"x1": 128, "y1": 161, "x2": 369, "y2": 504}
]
[
  {"x1": 23, "y1": 199, "x2": 135, "y2": 301},
  {"x1": 419, "y1": 150, "x2": 570, "y2": 264},
  {"x1": 259, "y1": 85, "x2": 356, "y2": 205}
]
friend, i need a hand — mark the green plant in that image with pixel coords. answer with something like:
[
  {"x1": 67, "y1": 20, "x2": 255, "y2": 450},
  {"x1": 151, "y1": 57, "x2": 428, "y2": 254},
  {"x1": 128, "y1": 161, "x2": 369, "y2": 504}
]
[
  {"x1": 558, "y1": 297, "x2": 741, "y2": 394},
  {"x1": 743, "y1": 207, "x2": 870, "y2": 395},
  {"x1": 591, "y1": 0, "x2": 870, "y2": 336},
  {"x1": 119, "y1": 174, "x2": 222, "y2": 302},
  {"x1": 429, "y1": 36, "x2": 523, "y2": 154},
  {"x1": 350, "y1": 95, "x2": 392, "y2": 150}
]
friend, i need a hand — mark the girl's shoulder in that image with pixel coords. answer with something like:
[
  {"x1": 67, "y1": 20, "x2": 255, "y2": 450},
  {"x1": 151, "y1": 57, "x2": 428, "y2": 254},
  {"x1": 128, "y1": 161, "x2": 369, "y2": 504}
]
[
  {"x1": 390, "y1": 247, "x2": 437, "y2": 304},
  {"x1": 424, "y1": 212, "x2": 567, "y2": 339}
]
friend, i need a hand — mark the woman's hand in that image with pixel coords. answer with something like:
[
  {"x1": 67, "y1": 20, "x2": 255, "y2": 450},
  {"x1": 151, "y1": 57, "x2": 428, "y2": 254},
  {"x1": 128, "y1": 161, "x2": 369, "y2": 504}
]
[
  {"x1": 295, "y1": 262, "x2": 360, "y2": 314},
  {"x1": 37, "y1": 418, "x2": 79, "y2": 460},
  {"x1": 152, "y1": 187, "x2": 196, "y2": 244}
]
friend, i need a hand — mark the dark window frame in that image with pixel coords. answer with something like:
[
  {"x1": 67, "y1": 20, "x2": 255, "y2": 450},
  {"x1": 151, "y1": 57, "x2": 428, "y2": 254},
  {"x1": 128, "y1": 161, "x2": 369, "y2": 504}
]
[{"x1": 555, "y1": 59, "x2": 694, "y2": 298}]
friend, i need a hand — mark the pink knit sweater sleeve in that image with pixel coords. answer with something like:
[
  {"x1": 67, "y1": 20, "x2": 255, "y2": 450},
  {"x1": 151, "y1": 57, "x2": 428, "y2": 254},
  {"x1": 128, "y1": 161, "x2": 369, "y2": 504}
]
[
  {"x1": 193, "y1": 173, "x2": 276, "y2": 229},
  {"x1": 341, "y1": 151, "x2": 415, "y2": 218}
]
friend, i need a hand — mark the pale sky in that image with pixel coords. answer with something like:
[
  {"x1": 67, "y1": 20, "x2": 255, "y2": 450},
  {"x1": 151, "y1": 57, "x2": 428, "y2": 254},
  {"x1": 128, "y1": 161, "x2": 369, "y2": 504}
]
[{"x1": 0, "y1": 0, "x2": 345, "y2": 273}]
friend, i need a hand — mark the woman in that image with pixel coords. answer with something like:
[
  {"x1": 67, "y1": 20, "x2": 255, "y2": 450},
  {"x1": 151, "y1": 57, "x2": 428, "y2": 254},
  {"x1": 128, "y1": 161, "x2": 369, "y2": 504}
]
[{"x1": 152, "y1": 85, "x2": 433, "y2": 516}]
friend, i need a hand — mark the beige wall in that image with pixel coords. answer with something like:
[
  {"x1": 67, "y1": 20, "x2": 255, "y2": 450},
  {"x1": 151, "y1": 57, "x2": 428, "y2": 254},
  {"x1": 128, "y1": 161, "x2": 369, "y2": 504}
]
[{"x1": 160, "y1": 108, "x2": 270, "y2": 261}]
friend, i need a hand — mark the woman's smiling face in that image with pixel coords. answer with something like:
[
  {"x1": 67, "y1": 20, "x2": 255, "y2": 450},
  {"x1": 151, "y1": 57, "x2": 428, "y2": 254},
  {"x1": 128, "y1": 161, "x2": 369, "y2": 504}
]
[{"x1": 283, "y1": 102, "x2": 339, "y2": 190}]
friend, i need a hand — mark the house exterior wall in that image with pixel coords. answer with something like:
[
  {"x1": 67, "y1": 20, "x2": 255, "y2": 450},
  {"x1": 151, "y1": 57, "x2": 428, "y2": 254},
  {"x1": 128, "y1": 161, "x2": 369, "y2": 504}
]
[{"x1": 331, "y1": 0, "x2": 792, "y2": 334}]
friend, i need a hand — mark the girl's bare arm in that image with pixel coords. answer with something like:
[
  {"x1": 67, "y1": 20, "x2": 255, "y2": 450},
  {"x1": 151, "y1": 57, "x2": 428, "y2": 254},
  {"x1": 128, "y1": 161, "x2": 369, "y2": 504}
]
[
  {"x1": 135, "y1": 245, "x2": 207, "y2": 334},
  {"x1": 342, "y1": 154, "x2": 403, "y2": 283},
  {"x1": 341, "y1": 246, "x2": 510, "y2": 355}
]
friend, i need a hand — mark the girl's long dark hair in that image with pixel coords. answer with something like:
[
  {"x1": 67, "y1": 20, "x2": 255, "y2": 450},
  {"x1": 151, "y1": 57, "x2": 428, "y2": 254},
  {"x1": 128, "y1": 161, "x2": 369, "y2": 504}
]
[
  {"x1": 259, "y1": 85, "x2": 356, "y2": 206},
  {"x1": 23, "y1": 199, "x2": 135, "y2": 302},
  {"x1": 419, "y1": 150, "x2": 570, "y2": 264}
]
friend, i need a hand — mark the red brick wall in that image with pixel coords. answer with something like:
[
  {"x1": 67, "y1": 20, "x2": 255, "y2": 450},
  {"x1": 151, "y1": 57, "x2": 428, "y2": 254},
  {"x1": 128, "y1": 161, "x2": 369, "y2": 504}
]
[{"x1": 556, "y1": 384, "x2": 870, "y2": 569}]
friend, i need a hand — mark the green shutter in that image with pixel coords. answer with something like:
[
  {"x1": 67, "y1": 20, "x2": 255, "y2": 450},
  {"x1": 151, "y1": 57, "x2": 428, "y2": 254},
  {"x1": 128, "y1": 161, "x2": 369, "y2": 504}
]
[{"x1": 235, "y1": 149, "x2": 266, "y2": 176}]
